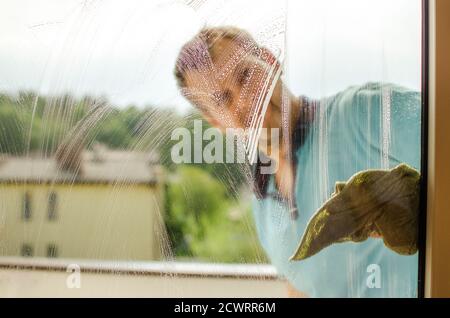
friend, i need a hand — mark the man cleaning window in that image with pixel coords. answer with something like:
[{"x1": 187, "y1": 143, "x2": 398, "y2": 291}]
[{"x1": 174, "y1": 26, "x2": 421, "y2": 297}]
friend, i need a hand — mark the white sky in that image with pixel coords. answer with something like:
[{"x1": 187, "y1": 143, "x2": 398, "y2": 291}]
[{"x1": 0, "y1": 0, "x2": 421, "y2": 112}]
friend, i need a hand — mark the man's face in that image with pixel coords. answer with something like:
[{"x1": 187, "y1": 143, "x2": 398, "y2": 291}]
[{"x1": 182, "y1": 37, "x2": 279, "y2": 132}]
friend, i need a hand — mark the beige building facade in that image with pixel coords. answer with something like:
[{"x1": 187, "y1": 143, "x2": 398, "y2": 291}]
[{"x1": 0, "y1": 147, "x2": 165, "y2": 261}]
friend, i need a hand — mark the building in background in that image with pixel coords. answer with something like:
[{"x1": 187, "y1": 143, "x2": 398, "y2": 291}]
[{"x1": 0, "y1": 144, "x2": 165, "y2": 261}]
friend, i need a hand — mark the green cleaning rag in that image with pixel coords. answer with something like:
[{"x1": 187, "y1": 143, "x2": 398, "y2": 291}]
[{"x1": 291, "y1": 164, "x2": 420, "y2": 261}]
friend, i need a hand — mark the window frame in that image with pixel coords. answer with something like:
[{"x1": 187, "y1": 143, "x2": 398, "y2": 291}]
[
  {"x1": 0, "y1": 0, "x2": 443, "y2": 298},
  {"x1": 424, "y1": 0, "x2": 450, "y2": 298},
  {"x1": 417, "y1": 0, "x2": 429, "y2": 299}
]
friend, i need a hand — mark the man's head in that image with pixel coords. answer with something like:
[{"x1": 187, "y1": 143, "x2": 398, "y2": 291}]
[{"x1": 174, "y1": 26, "x2": 282, "y2": 132}]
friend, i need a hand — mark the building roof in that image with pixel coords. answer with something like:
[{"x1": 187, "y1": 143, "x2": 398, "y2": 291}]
[{"x1": 0, "y1": 147, "x2": 161, "y2": 185}]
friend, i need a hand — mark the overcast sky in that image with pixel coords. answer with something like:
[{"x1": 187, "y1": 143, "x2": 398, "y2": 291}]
[{"x1": 0, "y1": 0, "x2": 421, "y2": 112}]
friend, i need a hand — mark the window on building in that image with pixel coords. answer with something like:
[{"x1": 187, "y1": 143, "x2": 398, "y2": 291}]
[
  {"x1": 46, "y1": 244, "x2": 58, "y2": 258},
  {"x1": 21, "y1": 244, "x2": 33, "y2": 257},
  {"x1": 48, "y1": 191, "x2": 58, "y2": 221},
  {"x1": 22, "y1": 192, "x2": 32, "y2": 221}
]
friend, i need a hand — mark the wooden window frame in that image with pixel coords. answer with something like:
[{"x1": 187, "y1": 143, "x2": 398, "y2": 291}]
[{"x1": 424, "y1": 0, "x2": 450, "y2": 298}]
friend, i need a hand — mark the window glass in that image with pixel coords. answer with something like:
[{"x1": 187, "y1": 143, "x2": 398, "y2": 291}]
[
  {"x1": 47, "y1": 243, "x2": 58, "y2": 258},
  {"x1": 47, "y1": 191, "x2": 57, "y2": 221},
  {"x1": 0, "y1": 0, "x2": 423, "y2": 298},
  {"x1": 22, "y1": 192, "x2": 32, "y2": 221},
  {"x1": 21, "y1": 244, "x2": 33, "y2": 257}
]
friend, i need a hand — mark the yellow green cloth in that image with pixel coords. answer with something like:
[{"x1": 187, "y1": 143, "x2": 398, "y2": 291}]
[{"x1": 291, "y1": 163, "x2": 420, "y2": 261}]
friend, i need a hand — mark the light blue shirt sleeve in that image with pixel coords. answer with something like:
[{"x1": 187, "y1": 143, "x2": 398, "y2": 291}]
[{"x1": 252, "y1": 82, "x2": 421, "y2": 297}]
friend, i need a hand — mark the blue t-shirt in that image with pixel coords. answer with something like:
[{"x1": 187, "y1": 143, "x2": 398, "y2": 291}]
[{"x1": 253, "y1": 82, "x2": 421, "y2": 297}]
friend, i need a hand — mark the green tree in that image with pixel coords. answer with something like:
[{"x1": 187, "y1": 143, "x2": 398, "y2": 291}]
[
  {"x1": 165, "y1": 165, "x2": 267, "y2": 263},
  {"x1": 94, "y1": 110, "x2": 134, "y2": 148},
  {"x1": 0, "y1": 100, "x2": 25, "y2": 154}
]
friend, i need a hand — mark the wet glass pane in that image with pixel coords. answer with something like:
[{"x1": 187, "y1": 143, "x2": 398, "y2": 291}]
[{"x1": 0, "y1": 0, "x2": 423, "y2": 297}]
